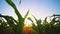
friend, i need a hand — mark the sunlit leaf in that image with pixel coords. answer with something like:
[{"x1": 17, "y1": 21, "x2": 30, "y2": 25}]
[
  {"x1": 24, "y1": 10, "x2": 29, "y2": 20},
  {"x1": 32, "y1": 15, "x2": 37, "y2": 22},
  {"x1": 28, "y1": 17, "x2": 33, "y2": 23},
  {"x1": 5, "y1": 0, "x2": 23, "y2": 22}
]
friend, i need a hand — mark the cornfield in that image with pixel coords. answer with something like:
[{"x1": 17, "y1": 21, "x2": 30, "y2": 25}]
[{"x1": 0, "y1": 0, "x2": 60, "y2": 34}]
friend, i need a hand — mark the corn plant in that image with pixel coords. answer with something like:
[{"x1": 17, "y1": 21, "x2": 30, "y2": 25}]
[
  {"x1": 0, "y1": 0, "x2": 29, "y2": 34},
  {"x1": 28, "y1": 15, "x2": 60, "y2": 34},
  {"x1": 28, "y1": 16, "x2": 44, "y2": 34}
]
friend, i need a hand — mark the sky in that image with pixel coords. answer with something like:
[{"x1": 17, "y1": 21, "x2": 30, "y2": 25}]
[{"x1": 0, "y1": 0, "x2": 60, "y2": 25}]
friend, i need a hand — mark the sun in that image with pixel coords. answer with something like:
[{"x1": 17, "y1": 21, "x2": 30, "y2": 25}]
[{"x1": 22, "y1": 23, "x2": 31, "y2": 34}]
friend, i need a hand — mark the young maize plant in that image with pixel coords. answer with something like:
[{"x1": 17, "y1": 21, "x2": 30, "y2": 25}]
[
  {"x1": 28, "y1": 15, "x2": 60, "y2": 34},
  {"x1": 0, "y1": 0, "x2": 29, "y2": 34}
]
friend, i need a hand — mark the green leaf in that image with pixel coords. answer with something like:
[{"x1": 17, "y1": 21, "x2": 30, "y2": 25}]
[
  {"x1": 28, "y1": 17, "x2": 38, "y2": 32},
  {"x1": 28, "y1": 17, "x2": 33, "y2": 23},
  {"x1": 28, "y1": 17, "x2": 36, "y2": 27},
  {"x1": 24, "y1": 10, "x2": 29, "y2": 20},
  {"x1": 5, "y1": 0, "x2": 23, "y2": 22},
  {"x1": 32, "y1": 15, "x2": 37, "y2": 22},
  {"x1": 5, "y1": 0, "x2": 16, "y2": 9},
  {"x1": 50, "y1": 18, "x2": 56, "y2": 25},
  {"x1": 43, "y1": 17, "x2": 48, "y2": 24},
  {"x1": 9, "y1": 16, "x2": 18, "y2": 24},
  {"x1": 37, "y1": 19, "x2": 41, "y2": 26}
]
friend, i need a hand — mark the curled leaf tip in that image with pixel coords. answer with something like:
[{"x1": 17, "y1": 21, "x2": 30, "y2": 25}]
[{"x1": 19, "y1": 0, "x2": 21, "y2": 5}]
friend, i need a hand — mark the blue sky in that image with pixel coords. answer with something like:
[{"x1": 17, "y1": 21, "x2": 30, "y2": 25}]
[{"x1": 0, "y1": 0, "x2": 60, "y2": 24}]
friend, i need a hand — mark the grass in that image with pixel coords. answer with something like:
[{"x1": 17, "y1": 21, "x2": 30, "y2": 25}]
[{"x1": 0, "y1": 0, "x2": 60, "y2": 34}]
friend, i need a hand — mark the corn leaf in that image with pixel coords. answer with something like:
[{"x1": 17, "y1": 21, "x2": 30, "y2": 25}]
[
  {"x1": 43, "y1": 17, "x2": 48, "y2": 25},
  {"x1": 5, "y1": 0, "x2": 23, "y2": 22},
  {"x1": 24, "y1": 10, "x2": 29, "y2": 20},
  {"x1": 19, "y1": 0, "x2": 21, "y2": 5},
  {"x1": 37, "y1": 19, "x2": 41, "y2": 26},
  {"x1": 32, "y1": 15, "x2": 37, "y2": 22}
]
